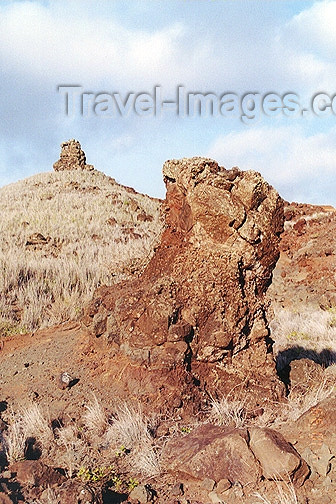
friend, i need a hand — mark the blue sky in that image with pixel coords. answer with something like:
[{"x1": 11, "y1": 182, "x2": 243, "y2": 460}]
[{"x1": 1, "y1": 0, "x2": 336, "y2": 204}]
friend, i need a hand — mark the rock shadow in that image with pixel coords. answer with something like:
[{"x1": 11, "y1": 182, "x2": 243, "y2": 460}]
[
  {"x1": 276, "y1": 346, "x2": 336, "y2": 387},
  {"x1": 102, "y1": 489, "x2": 128, "y2": 503}
]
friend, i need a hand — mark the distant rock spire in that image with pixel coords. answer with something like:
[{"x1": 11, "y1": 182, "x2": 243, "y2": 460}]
[{"x1": 53, "y1": 139, "x2": 94, "y2": 172}]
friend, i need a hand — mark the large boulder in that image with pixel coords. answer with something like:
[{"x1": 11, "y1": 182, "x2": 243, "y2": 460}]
[
  {"x1": 161, "y1": 424, "x2": 308, "y2": 491},
  {"x1": 279, "y1": 396, "x2": 336, "y2": 481},
  {"x1": 162, "y1": 424, "x2": 260, "y2": 485},
  {"x1": 248, "y1": 427, "x2": 309, "y2": 485},
  {"x1": 83, "y1": 157, "x2": 284, "y2": 403}
]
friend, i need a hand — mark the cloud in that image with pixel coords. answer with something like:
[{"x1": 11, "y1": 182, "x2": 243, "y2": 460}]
[
  {"x1": 284, "y1": 0, "x2": 336, "y2": 61},
  {"x1": 208, "y1": 125, "x2": 336, "y2": 204},
  {"x1": 0, "y1": 1, "x2": 192, "y2": 89},
  {"x1": 1, "y1": 0, "x2": 336, "y2": 206}
]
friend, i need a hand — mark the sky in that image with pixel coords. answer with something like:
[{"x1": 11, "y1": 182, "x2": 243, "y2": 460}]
[{"x1": 1, "y1": 0, "x2": 336, "y2": 205}]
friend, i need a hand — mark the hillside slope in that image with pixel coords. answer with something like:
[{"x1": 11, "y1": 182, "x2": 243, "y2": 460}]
[{"x1": 0, "y1": 169, "x2": 163, "y2": 333}]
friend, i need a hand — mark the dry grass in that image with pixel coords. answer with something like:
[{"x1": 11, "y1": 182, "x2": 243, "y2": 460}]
[
  {"x1": 106, "y1": 403, "x2": 160, "y2": 477},
  {"x1": 36, "y1": 486, "x2": 59, "y2": 504},
  {"x1": 133, "y1": 442, "x2": 161, "y2": 478},
  {"x1": 208, "y1": 394, "x2": 247, "y2": 428},
  {"x1": 254, "y1": 480, "x2": 298, "y2": 504},
  {"x1": 0, "y1": 169, "x2": 162, "y2": 332},
  {"x1": 270, "y1": 307, "x2": 336, "y2": 370},
  {"x1": 2, "y1": 398, "x2": 161, "y2": 478},
  {"x1": 106, "y1": 403, "x2": 151, "y2": 448},
  {"x1": 55, "y1": 424, "x2": 87, "y2": 478},
  {"x1": 83, "y1": 394, "x2": 107, "y2": 436},
  {"x1": 3, "y1": 405, "x2": 53, "y2": 463},
  {"x1": 20, "y1": 404, "x2": 53, "y2": 448},
  {"x1": 3, "y1": 412, "x2": 26, "y2": 464},
  {"x1": 285, "y1": 379, "x2": 334, "y2": 422}
]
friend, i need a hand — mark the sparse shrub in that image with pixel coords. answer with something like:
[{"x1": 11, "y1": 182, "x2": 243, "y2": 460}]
[
  {"x1": 208, "y1": 395, "x2": 247, "y2": 428},
  {"x1": 254, "y1": 479, "x2": 298, "y2": 504},
  {"x1": 82, "y1": 394, "x2": 107, "y2": 437},
  {"x1": 106, "y1": 403, "x2": 161, "y2": 477}
]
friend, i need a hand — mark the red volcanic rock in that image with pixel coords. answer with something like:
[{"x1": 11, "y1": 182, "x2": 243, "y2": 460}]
[
  {"x1": 268, "y1": 202, "x2": 336, "y2": 310},
  {"x1": 162, "y1": 424, "x2": 260, "y2": 486},
  {"x1": 83, "y1": 157, "x2": 284, "y2": 403}
]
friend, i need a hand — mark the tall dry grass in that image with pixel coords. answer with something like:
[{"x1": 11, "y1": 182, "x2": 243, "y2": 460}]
[
  {"x1": 106, "y1": 403, "x2": 160, "y2": 477},
  {"x1": 0, "y1": 169, "x2": 162, "y2": 332},
  {"x1": 270, "y1": 306, "x2": 336, "y2": 369},
  {"x1": 3, "y1": 405, "x2": 53, "y2": 463},
  {"x1": 254, "y1": 480, "x2": 298, "y2": 504}
]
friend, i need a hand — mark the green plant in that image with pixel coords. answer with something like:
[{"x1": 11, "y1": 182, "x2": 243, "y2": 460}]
[
  {"x1": 111, "y1": 474, "x2": 123, "y2": 491},
  {"x1": 180, "y1": 426, "x2": 192, "y2": 434},
  {"x1": 286, "y1": 330, "x2": 309, "y2": 341},
  {"x1": 78, "y1": 465, "x2": 114, "y2": 483},
  {"x1": 0, "y1": 320, "x2": 28, "y2": 338},
  {"x1": 328, "y1": 316, "x2": 336, "y2": 328},
  {"x1": 115, "y1": 444, "x2": 128, "y2": 457},
  {"x1": 127, "y1": 477, "x2": 139, "y2": 491}
]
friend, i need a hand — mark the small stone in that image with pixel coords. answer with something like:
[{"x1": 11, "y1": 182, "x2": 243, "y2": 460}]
[
  {"x1": 1, "y1": 470, "x2": 12, "y2": 479},
  {"x1": 171, "y1": 483, "x2": 183, "y2": 496},
  {"x1": 201, "y1": 478, "x2": 215, "y2": 492},
  {"x1": 172, "y1": 396, "x2": 183, "y2": 409},
  {"x1": 59, "y1": 371, "x2": 73, "y2": 390},
  {"x1": 129, "y1": 484, "x2": 151, "y2": 503},
  {"x1": 208, "y1": 491, "x2": 222, "y2": 504},
  {"x1": 216, "y1": 478, "x2": 231, "y2": 493},
  {"x1": 25, "y1": 233, "x2": 49, "y2": 246}
]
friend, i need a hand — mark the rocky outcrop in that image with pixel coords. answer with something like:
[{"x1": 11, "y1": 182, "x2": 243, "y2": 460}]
[
  {"x1": 268, "y1": 202, "x2": 336, "y2": 310},
  {"x1": 5, "y1": 460, "x2": 100, "y2": 504},
  {"x1": 162, "y1": 424, "x2": 309, "y2": 502},
  {"x1": 53, "y1": 139, "x2": 94, "y2": 172},
  {"x1": 162, "y1": 424, "x2": 261, "y2": 485},
  {"x1": 83, "y1": 157, "x2": 284, "y2": 402}
]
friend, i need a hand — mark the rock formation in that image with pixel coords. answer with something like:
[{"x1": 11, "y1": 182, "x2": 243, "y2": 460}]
[
  {"x1": 53, "y1": 139, "x2": 94, "y2": 172},
  {"x1": 83, "y1": 157, "x2": 284, "y2": 403}
]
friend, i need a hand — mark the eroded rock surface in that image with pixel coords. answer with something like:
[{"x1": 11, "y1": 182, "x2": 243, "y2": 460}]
[
  {"x1": 162, "y1": 424, "x2": 308, "y2": 497},
  {"x1": 83, "y1": 157, "x2": 284, "y2": 403},
  {"x1": 53, "y1": 139, "x2": 94, "y2": 172}
]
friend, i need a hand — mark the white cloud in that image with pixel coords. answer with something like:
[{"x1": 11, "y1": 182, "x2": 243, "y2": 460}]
[
  {"x1": 1, "y1": 0, "x2": 333, "y2": 94},
  {"x1": 0, "y1": 1, "x2": 188, "y2": 88},
  {"x1": 285, "y1": 0, "x2": 336, "y2": 60},
  {"x1": 1, "y1": 0, "x2": 335, "y2": 98},
  {"x1": 1, "y1": 0, "x2": 336, "y2": 205},
  {"x1": 208, "y1": 126, "x2": 336, "y2": 204}
]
